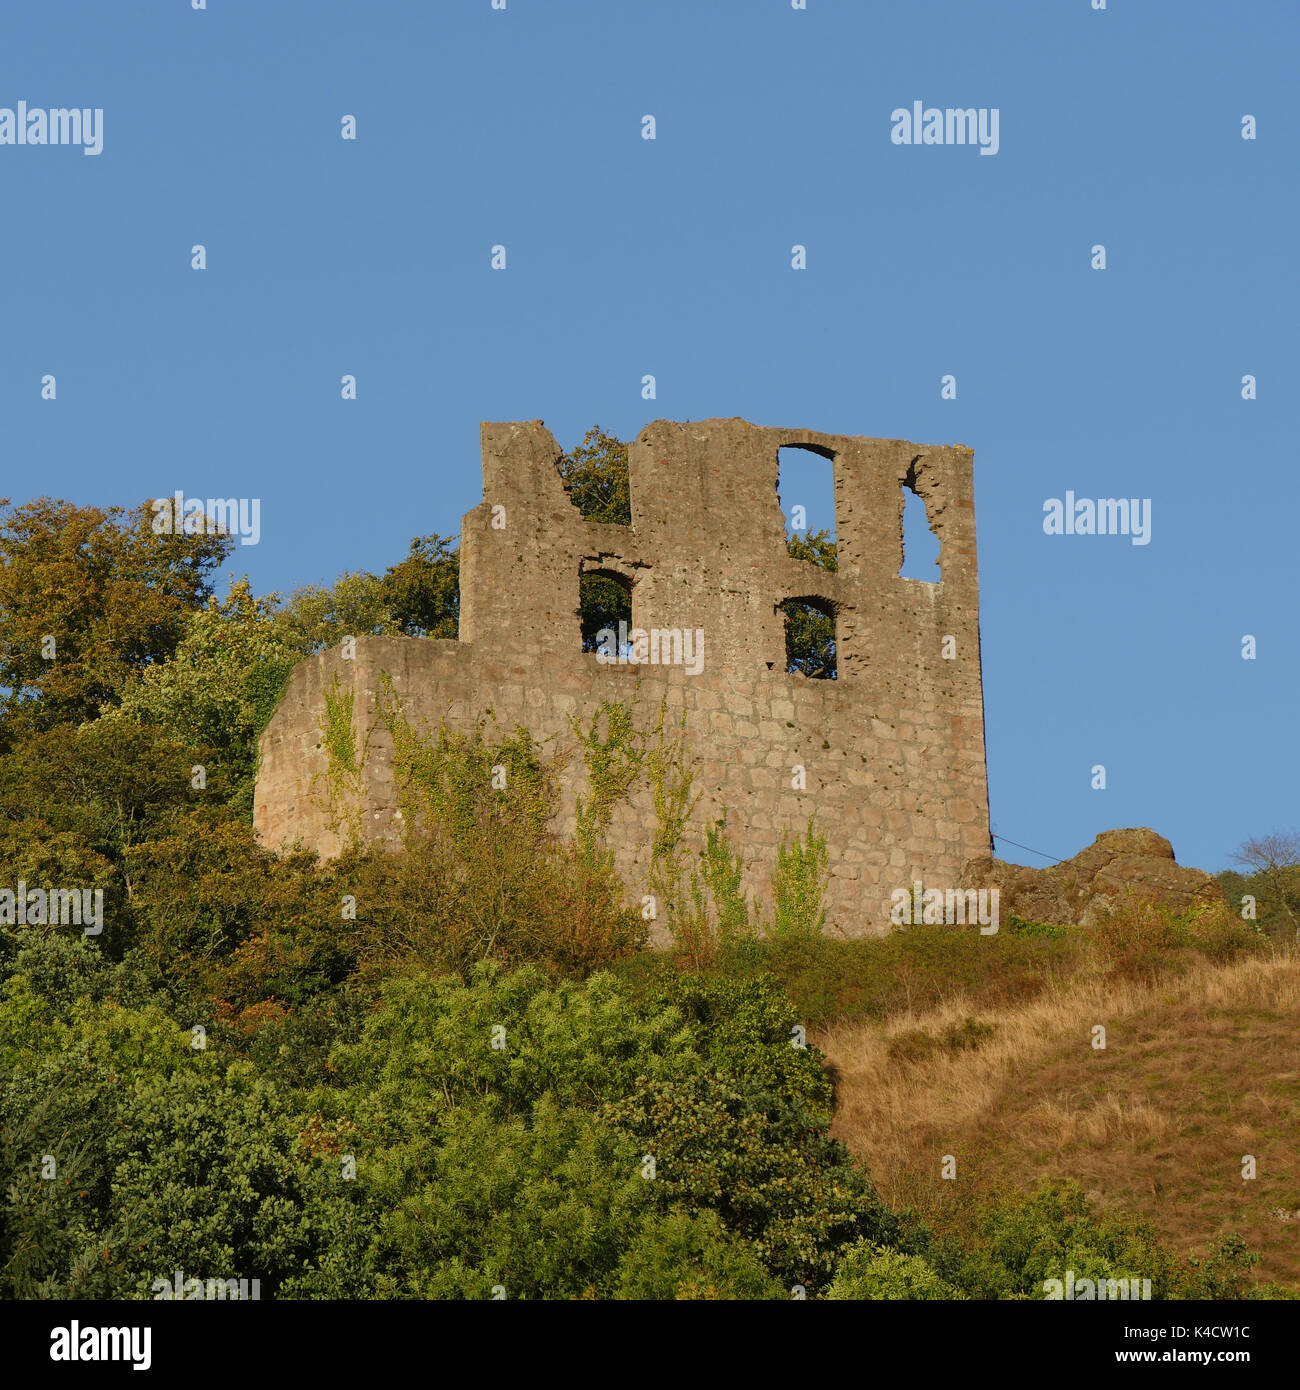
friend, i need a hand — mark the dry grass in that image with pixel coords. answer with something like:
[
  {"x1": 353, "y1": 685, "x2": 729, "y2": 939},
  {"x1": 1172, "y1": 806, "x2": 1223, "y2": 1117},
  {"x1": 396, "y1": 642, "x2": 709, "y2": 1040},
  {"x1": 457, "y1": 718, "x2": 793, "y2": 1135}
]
[{"x1": 817, "y1": 950, "x2": 1300, "y2": 1286}]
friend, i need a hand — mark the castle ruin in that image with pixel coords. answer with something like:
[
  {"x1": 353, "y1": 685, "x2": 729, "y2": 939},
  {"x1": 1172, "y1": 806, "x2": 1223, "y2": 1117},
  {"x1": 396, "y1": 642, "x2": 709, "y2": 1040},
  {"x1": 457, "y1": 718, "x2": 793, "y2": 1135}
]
[{"x1": 253, "y1": 417, "x2": 991, "y2": 936}]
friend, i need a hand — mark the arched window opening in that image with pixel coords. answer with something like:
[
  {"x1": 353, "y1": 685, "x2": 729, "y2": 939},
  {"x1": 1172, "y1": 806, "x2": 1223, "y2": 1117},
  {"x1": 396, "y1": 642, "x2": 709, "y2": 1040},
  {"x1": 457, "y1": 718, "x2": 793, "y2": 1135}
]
[
  {"x1": 780, "y1": 595, "x2": 836, "y2": 679},
  {"x1": 579, "y1": 566, "x2": 633, "y2": 654}
]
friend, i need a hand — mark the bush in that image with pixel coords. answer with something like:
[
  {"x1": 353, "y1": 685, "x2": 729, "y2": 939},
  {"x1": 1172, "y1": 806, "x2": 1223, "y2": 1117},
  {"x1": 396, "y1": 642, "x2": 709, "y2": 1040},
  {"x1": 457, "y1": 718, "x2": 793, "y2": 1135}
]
[
  {"x1": 935, "y1": 1181, "x2": 1261, "y2": 1300},
  {"x1": 0, "y1": 937, "x2": 328, "y2": 1299},
  {"x1": 614, "y1": 1210, "x2": 785, "y2": 1300},
  {"x1": 294, "y1": 965, "x2": 897, "y2": 1297},
  {"x1": 348, "y1": 831, "x2": 645, "y2": 985},
  {"x1": 685, "y1": 925, "x2": 1081, "y2": 1027},
  {"x1": 1092, "y1": 896, "x2": 1265, "y2": 980},
  {"x1": 826, "y1": 1241, "x2": 964, "y2": 1300}
]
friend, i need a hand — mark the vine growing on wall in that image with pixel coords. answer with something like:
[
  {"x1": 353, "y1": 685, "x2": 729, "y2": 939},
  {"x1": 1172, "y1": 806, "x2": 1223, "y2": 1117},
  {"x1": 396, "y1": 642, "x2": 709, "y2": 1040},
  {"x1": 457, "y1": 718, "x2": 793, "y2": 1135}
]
[
  {"x1": 770, "y1": 816, "x2": 831, "y2": 940},
  {"x1": 312, "y1": 675, "x2": 370, "y2": 847},
  {"x1": 318, "y1": 675, "x2": 818, "y2": 958},
  {"x1": 375, "y1": 671, "x2": 555, "y2": 850},
  {"x1": 571, "y1": 698, "x2": 646, "y2": 871}
]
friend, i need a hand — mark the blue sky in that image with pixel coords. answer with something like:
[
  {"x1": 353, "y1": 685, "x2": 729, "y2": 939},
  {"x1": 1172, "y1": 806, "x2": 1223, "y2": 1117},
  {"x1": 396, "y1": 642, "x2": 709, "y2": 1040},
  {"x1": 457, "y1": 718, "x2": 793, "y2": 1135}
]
[{"x1": 2, "y1": 0, "x2": 1295, "y2": 873}]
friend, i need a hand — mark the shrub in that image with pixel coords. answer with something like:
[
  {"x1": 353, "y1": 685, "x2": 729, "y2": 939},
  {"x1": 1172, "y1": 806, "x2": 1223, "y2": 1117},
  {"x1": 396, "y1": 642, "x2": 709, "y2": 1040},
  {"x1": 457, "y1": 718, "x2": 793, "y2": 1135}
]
[
  {"x1": 348, "y1": 831, "x2": 644, "y2": 985},
  {"x1": 1092, "y1": 896, "x2": 1265, "y2": 980},
  {"x1": 826, "y1": 1241, "x2": 964, "y2": 1300},
  {"x1": 936, "y1": 1181, "x2": 1261, "y2": 1300},
  {"x1": 614, "y1": 1209, "x2": 785, "y2": 1300}
]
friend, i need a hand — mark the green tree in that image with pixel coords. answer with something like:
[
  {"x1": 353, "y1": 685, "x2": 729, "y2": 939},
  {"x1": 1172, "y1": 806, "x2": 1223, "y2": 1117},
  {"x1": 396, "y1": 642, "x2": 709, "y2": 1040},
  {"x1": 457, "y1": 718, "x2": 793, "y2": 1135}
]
[
  {"x1": 782, "y1": 528, "x2": 838, "y2": 679},
  {"x1": 557, "y1": 427, "x2": 634, "y2": 651},
  {"x1": 826, "y1": 1241, "x2": 965, "y2": 1300},
  {"x1": 379, "y1": 533, "x2": 460, "y2": 639},
  {"x1": 104, "y1": 578, "x2": 301, "y2": 805},
  {"x1": 1222, "y1": 831, "x2": 1300, "y2": 944},
  {"x1": 270, "y1": 571, "x2": 397, "y2": 653},
  {"x1": 558, "y1": 426, "x2": 631, "y2": 525},
  {"x1": 0, "y1": 498, "x2": 230, "y2": 738}
]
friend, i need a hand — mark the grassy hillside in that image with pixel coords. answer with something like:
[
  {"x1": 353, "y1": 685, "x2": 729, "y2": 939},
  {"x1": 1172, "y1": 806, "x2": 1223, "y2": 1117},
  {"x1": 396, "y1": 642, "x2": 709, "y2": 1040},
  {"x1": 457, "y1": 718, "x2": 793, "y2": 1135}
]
[{"x1": 819, "y1": 950, "x2": 1300, "y2": 1289}]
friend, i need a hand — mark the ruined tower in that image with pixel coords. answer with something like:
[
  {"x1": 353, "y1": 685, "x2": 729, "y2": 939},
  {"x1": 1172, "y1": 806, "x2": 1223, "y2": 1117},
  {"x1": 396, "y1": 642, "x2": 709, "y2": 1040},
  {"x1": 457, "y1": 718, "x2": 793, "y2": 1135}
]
[{"x1": 253, "y1": 418, "x2": 990, "y2": 936}]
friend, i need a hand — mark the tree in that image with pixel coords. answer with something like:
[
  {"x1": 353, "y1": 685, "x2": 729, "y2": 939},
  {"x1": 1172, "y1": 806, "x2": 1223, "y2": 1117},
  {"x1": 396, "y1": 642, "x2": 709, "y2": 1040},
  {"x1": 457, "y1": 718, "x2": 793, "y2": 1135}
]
[
  {"x1": 270, "y1": 571, "x2": 396, "y2": 654},
  {"x1": 1230, "y1": 831, "x2": 1300, "y2": 943},
  {"x1": 0, "y1": 497, "x2": 230, "y2": 737},
  {"x1": 379, "y1": 534, "x2": 460, "y2": 639},
  {"x1": 557, "y1": 427, "x2": 634, "y2": 651},
  {"x1": 557, "y1": 426, "x2": 631, "y2": 526},
  {"x1": 783, "y1": 528, "x2": 838, "y2": 678},
  {"x1": 104, "y1": 578, "x2": 302, "y2": 808}
]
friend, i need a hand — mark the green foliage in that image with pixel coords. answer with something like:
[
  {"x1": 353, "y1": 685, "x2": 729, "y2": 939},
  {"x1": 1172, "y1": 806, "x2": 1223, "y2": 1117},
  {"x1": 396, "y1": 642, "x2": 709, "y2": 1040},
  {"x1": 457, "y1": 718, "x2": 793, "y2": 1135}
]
[
  {"x1": 643, "y1": 704, "x2": 703, "y2": 954},
  {"x1": 1221, "y1": 831, "x2": 1300, "y2": 946},
  {"x1": 1006, "y1": 911, "x2": 1066, "y2": 939},
  {"x1": 104, "y1": 553, "x2": 457, "y2": 813},
  {"x1": 769, "y1": 817, "x2": 830, "y2": 940},
  {"x1": 601, "y1": 972, "x2": 898, "y2": 1292},
  {"x1": 378, "y1": 679, "x2": 552, "y2": 851},
  {"x1": 782, "y1": 529, "x2": 838, "y2": 679},
  {"x1": 935, "y1": 1181, "x2": 1262, "y2": 1300},
  {"x1": 347, "y1": 824, "x2": 644, "y2": 985},
  {"x1": 286, "y1": 966, "x2": 874, "y2": 1297},
  {"x1": 571, "y1": 699, "x2": 645, "y2": 869},
  {"x1": 826, "y1": 1241, "x2": 965, "y2": 1300},
  {"x1": 318, "y1": 678, "x2": 361, "y2": 834},
  {"x1": 270, "y1": 571, "x2": 397, "y2": 653},
  {"x1": 0, "y1": 933, "x2": 327, "y2": 1299},
  {"x1": 356, "y1": 688, "x2": 643, "y2": 981},
  {"x1": 0, "y1": 497, "x2": 230, "y2": 738},
  {"x1": 557, "y1": 425, "x2": 631, "y2": 526},
  {"x1": 578, "y1": 572, "x2": 633, "y2": 654},
  {"x1": 123, "y1": 813, "x2": 351, "y2": 1011},
  {"x1": 786, "y1": 528, "x2": 838, "y2": 572},
  {"x1": 691, "y1": 813, "x2": 755, "y2": 946},
  {"x1": 1092, "y1": 896, "x2": 1266, "y2": 979},
  {"x1": 613, "y1": 1210, "x2": 785, "y2": 1299},
  {"x1": 104, "y1": 578, "x2": 306, "y2": 811},
  {"x1": 377, "y1": 533, "x2": 460, "y2": 639},
  {"x1": 603, "y1": 1068, "x2": 893, "y2": 1292},
  {"x1": 886, "y1": 1016, "x2": 995, "y2": 1065},
  {"x1": 1221, "y1": 863, "x2": 1300, "y2": 948}
]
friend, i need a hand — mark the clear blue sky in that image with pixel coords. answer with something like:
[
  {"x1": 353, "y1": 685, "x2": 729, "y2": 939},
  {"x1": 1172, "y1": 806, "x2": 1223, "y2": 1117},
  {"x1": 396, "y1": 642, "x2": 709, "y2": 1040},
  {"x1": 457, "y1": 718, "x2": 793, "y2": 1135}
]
[{"x1": 3, "y1": 1, "x2": 1295, "y2": 874}]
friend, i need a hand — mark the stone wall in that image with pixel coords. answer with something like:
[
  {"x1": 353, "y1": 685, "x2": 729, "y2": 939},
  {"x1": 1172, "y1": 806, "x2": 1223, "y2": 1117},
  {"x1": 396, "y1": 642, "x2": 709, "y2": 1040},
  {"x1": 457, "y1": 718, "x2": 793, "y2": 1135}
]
[{"x1": 253, "y1": 417, "x2": 991, "y2": 938}]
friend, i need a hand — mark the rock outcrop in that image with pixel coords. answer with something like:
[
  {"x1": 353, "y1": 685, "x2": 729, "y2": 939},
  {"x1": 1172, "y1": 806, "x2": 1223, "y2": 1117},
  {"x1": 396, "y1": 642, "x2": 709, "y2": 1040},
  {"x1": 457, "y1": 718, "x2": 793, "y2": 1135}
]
[{"x1": 962, "y1": 828, "x2": 1225, "y2": 927}]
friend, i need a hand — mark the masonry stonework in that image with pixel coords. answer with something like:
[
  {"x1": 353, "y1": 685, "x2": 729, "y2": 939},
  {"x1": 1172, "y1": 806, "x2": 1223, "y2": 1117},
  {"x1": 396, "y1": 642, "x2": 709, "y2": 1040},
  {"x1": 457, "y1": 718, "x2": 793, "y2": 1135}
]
[{"x1": 253, "y1": 417, "x2": 991, "y2": 937}]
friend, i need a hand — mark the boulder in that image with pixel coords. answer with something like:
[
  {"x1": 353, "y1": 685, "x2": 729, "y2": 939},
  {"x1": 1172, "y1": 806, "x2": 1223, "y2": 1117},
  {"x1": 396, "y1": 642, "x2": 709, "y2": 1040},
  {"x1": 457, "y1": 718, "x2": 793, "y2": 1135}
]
[{"x1": 962, "y1": 828, "x2": 1225, "y2": 927}]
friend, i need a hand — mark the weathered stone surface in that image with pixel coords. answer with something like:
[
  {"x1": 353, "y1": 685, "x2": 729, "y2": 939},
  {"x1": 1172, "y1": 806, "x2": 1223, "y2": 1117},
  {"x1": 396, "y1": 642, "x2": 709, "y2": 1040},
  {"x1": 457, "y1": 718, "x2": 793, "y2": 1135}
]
[
  {"x1": 254, "y1": 418, "x2": 991, "y2": 938},
  {"x1": 961, "y1": 828, "x2": 1226, "y2": 927}
]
